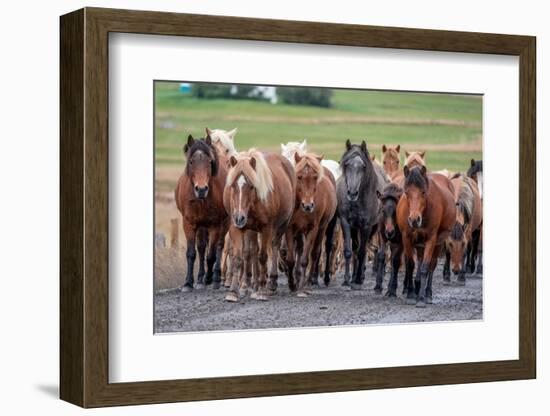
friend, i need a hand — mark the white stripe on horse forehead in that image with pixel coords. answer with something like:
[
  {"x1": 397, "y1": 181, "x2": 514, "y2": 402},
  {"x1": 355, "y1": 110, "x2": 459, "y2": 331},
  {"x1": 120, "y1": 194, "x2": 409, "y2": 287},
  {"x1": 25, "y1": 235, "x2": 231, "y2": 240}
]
[{"x1": 237, "y1": 175, "x2": 246, "y2": 188}]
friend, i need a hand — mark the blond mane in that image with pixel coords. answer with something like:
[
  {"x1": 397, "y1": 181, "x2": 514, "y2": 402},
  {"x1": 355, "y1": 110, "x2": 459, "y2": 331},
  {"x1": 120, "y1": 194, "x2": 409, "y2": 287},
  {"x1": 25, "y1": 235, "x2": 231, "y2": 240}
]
[
  {"x1": 226, "y1": 149, "x2": 273, "y2": 202},
  {"x1": 404, "y1": 151, "x2": 426, "y2": 169},
  {"x1": 295, "y1": 153, "x2": 324, "y2": 183},
  {"x1": 206, "y1": 127, "x2": 238, "y2": 156},
  {"x1": 281, "y1": 140, "x2": 307, "y2": 165}
]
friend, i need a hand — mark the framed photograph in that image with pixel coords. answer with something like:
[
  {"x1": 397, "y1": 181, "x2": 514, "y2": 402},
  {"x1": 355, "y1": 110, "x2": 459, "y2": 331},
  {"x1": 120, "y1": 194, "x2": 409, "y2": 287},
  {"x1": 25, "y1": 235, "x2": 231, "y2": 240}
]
[{"x1": 60, "y1": 7, "x2": 536, "y2": 408}]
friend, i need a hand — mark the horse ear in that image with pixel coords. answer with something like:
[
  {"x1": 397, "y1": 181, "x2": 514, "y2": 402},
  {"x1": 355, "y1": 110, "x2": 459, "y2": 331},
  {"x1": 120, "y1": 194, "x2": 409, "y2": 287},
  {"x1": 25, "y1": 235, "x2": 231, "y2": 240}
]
[
  {"x1": 382, "y1": 144, "x2": 387, "y2": 153},
  {"x1": 205, "y1": 127, "x2": 213, "y2": 137},
  {"x1": 396, "y1": 144, "x2": 401, "y2": 153},
  {"x1": 404, "y1": 166, "x2": 410, "y2": 177},
  {"x1": 229, "y1": 156, "x2": 238, "y2": 167},
  {"x1": 227, "y1": 128, "x2": 237, "y2": 139},
  {"x1": 294, "y1": 152, "x2": 302, "y2": 164},
  {"x1": 249, "y1": 157, "x2": 257, "y2": 170},
  {"x1": 405, "y1": 151, "x2": 410, "y2": 157},
  {"x1": 316, "y1": 154, "x2": 324, "y2": 162},
  {"x1": 205, "y1": 134, "x2": 212, "y2": 146},
  {"x1": 471, "y1": 158, "x2": 476, "y2": 167},
  {"x1": 187, "y1": 135, "x2": 195, "y2": 147},
  {"x1": 346, "y1": 139, "x2": 352, "y2": 150},
  {"x1": 419, "y1": 151, "x2": 426, "y2": 159},
  {"x1": 361, "y1": 140, "x2": 368, "y2": 155},
  {"x1": 301, "y1": 139, "x2": 307, "y2": 149}
]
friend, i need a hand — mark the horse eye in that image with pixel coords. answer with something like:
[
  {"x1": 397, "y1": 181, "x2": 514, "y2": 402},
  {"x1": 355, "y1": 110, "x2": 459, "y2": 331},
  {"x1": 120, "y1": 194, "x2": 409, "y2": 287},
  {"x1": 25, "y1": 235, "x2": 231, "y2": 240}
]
[
  {"x1": 226, "y1": 149, "x2": 229, "y2": 153},
  {"x1": 313, "y1": 176, "x2": 318, "y2": 181},
  {"x1": 297, "y1": 176, "x2": 303, "y2": 180}
]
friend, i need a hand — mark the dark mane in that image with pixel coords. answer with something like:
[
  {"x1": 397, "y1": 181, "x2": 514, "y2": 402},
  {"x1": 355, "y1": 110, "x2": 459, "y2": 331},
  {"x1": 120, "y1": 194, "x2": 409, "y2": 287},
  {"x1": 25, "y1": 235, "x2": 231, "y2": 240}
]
[
  {"x1": 381, "y1": 182, "x2": 403, "y2": 202},
  {"x1": 185, "y1": 138, "x2": 219, "y2": 176},
  {"x1": 404, "y1": 166, "x2": 428, "y2": 190},
  {"x1": 340, "y1": 145, "x2": 371, "y2": 172},
  {"x1": 467, "y1": 160, "x2": 482, "y2": 178}
]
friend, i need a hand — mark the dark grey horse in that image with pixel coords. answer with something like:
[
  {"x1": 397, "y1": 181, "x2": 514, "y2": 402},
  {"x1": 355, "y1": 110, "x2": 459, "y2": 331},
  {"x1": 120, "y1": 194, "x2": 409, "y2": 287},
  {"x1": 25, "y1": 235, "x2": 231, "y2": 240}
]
[{"x1": 337, "y1": 140, "x2": 388, "y2": 289}]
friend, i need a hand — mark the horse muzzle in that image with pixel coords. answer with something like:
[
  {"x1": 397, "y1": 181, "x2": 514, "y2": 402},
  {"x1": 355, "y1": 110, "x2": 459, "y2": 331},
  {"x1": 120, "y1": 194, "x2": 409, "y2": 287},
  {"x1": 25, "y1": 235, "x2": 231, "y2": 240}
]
[
  {"x1": 194, "y1": 185, "x2": 209, "y2": 199},
  {"x1": 408, "y1": 216, "x2": 423, "y2": 229},
  {"x1": 385, "y1": 229, "x2": 396, "y2": 239},
  {"x1": 233, "y1": 214, "x2": 247, "y2": 229},
  {"x1": 301, "y1": 202, "x2": 315, "y2": 213}
]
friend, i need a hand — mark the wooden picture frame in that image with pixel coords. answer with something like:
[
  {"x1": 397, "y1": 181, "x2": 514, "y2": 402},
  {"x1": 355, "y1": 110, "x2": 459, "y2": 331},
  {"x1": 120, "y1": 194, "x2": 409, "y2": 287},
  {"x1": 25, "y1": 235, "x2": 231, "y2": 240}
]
[{"x1": 60, "y1": 7, "x2": 536, "y2": 408}]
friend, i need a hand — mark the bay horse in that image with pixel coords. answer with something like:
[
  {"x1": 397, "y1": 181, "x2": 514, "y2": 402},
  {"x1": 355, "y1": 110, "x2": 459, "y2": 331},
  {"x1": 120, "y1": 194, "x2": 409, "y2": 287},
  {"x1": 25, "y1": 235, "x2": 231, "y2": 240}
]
[
  {"x1": 175, "y1": 134, "x2": 228, "y2": 291},
  {"x1": 382, "y1": 144, "x2": 401, "y2": 179},
  {"x1": 223, "y1": 150, "x2": 296, "y2": 302},
  {"x1": 443, "y1": 174, "x2": 482, "y2": 284},
  {"x1": 466, "y1": 159, "x2": 483, "y2": 274},
  {"x1": 396, "y1": 165, "x2": 455, "y2": 307},
  {"x1": 284, "y1": 152, "x2": 337, "y2": 296},
  {"x1": 374, "y1": 182, "x2": 404, "y2": 296},
  {"x1": 337, "y1": 139, "x2": 388, "y2": 288}
]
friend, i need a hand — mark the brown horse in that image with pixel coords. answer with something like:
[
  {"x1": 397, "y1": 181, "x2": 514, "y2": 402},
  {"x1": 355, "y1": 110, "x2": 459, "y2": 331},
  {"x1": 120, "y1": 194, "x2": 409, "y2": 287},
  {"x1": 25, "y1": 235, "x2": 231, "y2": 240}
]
[
  {"x1": 284, "y1": 152, "x2": 337, "y2": 297},
  {"x1": 404, "y1": 150, "x2": 426, "y2": 169},
  {"x1": 382, "y1": 144, "x2": 401, "y2": 179},
  {"x1": 397, "y1": 165, "x2": 455, "y2": 307},
  {"x1": 443, "y1": 174, "x2": 482, "y2": 284},
  {"x1": 223, "y1": 150, "x2": 296, "y2": 301},
  {"x1": 175, "y1": 135, "x2": 228, "y2": 291}
]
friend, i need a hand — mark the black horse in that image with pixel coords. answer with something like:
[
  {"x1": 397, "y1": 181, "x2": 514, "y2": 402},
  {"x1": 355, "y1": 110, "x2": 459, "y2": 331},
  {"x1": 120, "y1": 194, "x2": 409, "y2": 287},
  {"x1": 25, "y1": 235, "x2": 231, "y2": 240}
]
[
  {"x1": 374, "y1": 183, "x2": 405, "y2": 296},
  {"x1": 336, "y1": 140, "x2": 387, "y2": 289},
  {"x1": 466, "y1": 159, "x2": 483, "y2": 275}
]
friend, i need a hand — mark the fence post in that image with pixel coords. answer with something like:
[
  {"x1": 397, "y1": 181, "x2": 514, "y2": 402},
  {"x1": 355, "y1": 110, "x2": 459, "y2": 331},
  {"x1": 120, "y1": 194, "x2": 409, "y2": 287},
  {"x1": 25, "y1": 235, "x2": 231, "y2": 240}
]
[{"x1": 170, "y1": 218, "x2": 179, "y2": 249}]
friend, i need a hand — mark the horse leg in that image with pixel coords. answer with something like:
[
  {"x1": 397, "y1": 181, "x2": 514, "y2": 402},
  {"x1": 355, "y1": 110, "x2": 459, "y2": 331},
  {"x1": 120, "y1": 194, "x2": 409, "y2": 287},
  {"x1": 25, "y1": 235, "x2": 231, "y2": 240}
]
[
  {"x1": 340, "y1": 217, "x2": 353, "y2": 287},
  {"x1": 297, "y1": 226, "x2": 318, "y2": 297},
  {"x1": 373, "y1": 235, "x2": 386, "y2": 293},
  {"x1": 416, "y1": 238, "x2": 436, "y2": 308},
  {"x1": 284, "y1": 229, "x2": 297, "y2": 292},
  {"x1": 225, "y1": 226, "x2": 244, "y2": 302},
  {"x1": 324, "y1": 218, "x2": 338, "y2": 285},
  {"x1": 351, "y1": 226, "x2": 369, "y2": 290},
  {"x1": 221, "y1": 233, "x2": 231, "y2": 287},
  {"x1": 248, "y1": 231, "x2": 261, "y2": 298},
  {"x1": 268, "y1": 225, "x2": 286, "y2": 295},
  {"x1": 426, "y1": 245, "x2": 442, "y2": 304},
  {"x1": 309, "y1": 225, "x2": 326, "y2": 289},
  {"x1": 443, "y1": 246, "x2": 451, "y2": 284},
  {"x1": 475, "y1": 228, "x2": 483, "y2": 275},
  {"x1": 256, "y1": 228, "x2": 272, "y2": 301},
  {"x1": 180, "y1": 220, "x2": 197, "y2": 292},
  {"x1": 241, "y1": 232, "x2": 253, "y2": 297},
  {"x1": 385, "y1": 243, "x2": 403, "y2": 297},
  {"x1": 195, "y1": 227, "x2": 208, "y2": 289},
  {"x1": 414, "y1": 246, "x2": 424, "y2": 296},
  {"x1": 205, "y1": 227, "x2": 221, "y2": 288},
  {"x1": 402, "y1": 237, "x2": 416, "y2": 303}
]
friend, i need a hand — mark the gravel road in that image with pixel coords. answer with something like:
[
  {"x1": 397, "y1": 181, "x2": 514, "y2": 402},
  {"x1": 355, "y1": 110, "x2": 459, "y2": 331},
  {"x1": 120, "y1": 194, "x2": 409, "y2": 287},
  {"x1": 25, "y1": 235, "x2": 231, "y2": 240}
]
[{"x1": 154, "y1": 262, "x2": 483, "y2": 333}]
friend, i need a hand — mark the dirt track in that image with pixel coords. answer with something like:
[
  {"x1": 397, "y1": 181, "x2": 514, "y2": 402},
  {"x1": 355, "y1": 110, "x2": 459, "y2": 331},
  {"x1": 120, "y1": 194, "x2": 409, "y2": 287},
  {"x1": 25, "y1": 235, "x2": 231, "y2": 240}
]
[{"x1": 154, "y1": 262, "x2": 483, "y2": 333}]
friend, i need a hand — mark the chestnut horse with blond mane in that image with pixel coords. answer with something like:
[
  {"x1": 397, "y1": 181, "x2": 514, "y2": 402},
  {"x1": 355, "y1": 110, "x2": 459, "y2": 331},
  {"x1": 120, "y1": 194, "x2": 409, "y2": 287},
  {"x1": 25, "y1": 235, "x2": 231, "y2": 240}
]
[
  {"x1": 284, "y1": 152, "x2": 337, "y2": 296},
  {"x1": 175, "y1": 135, "x2": 228, "y2": 291},
  {"x1": 397, "y1": 165, "x2": 455, "y2": 307},
  {"x1": 223, "y1": 150, "x2": 296, "y2": 302}
]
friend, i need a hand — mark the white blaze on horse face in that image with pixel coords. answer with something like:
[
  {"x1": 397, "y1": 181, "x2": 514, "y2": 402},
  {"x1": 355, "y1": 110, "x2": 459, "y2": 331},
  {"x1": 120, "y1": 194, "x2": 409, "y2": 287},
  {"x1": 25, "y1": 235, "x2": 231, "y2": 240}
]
[
  {"x1": 476, "y1": 172, "x2": 483, "y2": 199},
  {"x1": 237, "y1": 174, "x2": 246, "y2": 213}
]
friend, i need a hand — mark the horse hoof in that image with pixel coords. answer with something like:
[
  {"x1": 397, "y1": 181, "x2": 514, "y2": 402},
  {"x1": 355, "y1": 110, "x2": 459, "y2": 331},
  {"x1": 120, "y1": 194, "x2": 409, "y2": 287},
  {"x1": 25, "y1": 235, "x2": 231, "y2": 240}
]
[
  {"x1": 297, "y1": 291, "x2": 309, "y2": 298},
  {"x1": 406, "y1": 297, "x2": 416, "y2": 305},
  {"x1": 456, "y1": 279, "x2": 466, "y2": 286},
  {"x1": 256, "y1": 293, "x2": 268, "y2": 301},
  {"x1": 442, "y1": 278, "x2": 451, "y2": 286},
  {"x1": 374, "y1": 287, "x2": 382, "y2": 294},
  {"x1": 426, "y1": 296, "x2": 433, "y2": 304},
  {"x1": 324, "y1": 279, "x2": 330, "y2": 287},
  {"x1": 212, "y1": 281, "x2": 221, "y2": 290},
  {"x1": 225, "y1": 292, "x2": 239, "y2": 303},
  {"x1": 195, "y1": 283, "x2": 205, "y2": 290},
  {"x1": 250, "y1": 291, "x2": 259, "y2": 300},
  {"x1": 239, "y1": 288, "x2": 248, "y2": 297},
  {"x1": 416, "y1": 300, "x2": 427, "y2": 308},
  {"x1": 181, "y1": 285, "x2": 193, "y2": 293},
  {"x1": 342, "y1": 280, "x2": 350, "y2": 287},
  {"x1": 350, "y1": 283, "x2": 363, "y2": 291},
  {"x1": 385, "y1": 291, "x2": 396, "y2": 298}
]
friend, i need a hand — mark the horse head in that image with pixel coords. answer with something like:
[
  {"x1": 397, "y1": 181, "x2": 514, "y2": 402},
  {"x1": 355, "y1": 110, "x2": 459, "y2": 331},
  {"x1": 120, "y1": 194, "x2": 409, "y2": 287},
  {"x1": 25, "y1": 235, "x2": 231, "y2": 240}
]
[
  {"x1": 340, "y1": 139, "x2": 372, "y2": 202},
  {"x1": 403, "y1": 165, "x2": 429, "y2": 228},
  {"x1": 404, "y1": 150, "x2": 426, "y2": 170},
  {"x1": 377, "y1": 183, "x2": 403, "y2": 239},
  {"x1": 382, "y1": 144, "x2": 401, "y2": 176},
  {"x1": 184, "y1": 134, "x2": 218, "y2": 199},
  {"x1": 281, "y1": 140, "x2": 307, "y2": 165},
  {"x1": 206, "y1": 127, "x2": 238, "y2": 157},
  {"x1": 295, "y1": 152, "x2": 324, "y2": 213}
]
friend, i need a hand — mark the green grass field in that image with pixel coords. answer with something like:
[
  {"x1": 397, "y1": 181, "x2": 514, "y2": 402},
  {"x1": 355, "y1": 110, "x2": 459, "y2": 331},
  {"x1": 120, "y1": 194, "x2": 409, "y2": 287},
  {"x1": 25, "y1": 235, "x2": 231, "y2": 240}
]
[{"x1": 155, "y1": 82, "x2": 482, "y2": 172}]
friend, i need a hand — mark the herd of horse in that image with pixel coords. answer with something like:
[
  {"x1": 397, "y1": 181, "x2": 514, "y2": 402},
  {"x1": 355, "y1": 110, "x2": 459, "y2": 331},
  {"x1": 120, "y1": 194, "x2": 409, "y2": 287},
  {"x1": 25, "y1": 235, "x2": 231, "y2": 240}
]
[{"x1": 173, "y1": 128, "x2": 483, "y2": 308}]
